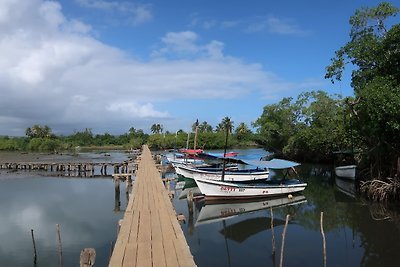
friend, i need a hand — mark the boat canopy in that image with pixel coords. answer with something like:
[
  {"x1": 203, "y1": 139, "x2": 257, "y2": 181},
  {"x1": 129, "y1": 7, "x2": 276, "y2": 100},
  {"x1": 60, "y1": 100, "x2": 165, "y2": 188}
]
[
  {"x1": 196, "y1": 152, "x2": 300, "y2": 169},
  {"x1": 242, "y1": 159, "x2": 301, "y2": 170}
]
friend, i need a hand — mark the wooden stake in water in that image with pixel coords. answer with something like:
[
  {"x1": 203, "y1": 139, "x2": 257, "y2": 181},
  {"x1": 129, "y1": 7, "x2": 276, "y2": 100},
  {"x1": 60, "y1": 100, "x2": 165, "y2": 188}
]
[
  {"x1": 320, "y1": 212, "x2": 327, "y2": 267},
  {"x1": 279, "y1": 214, "x2": 290, "y2": 267},
  {"x1": 270, "y1": 207, "x2": 276, "y2": 255},
  {"x1": 31, "y1": 229, "x2": 37, "y2": 265},
  {"x1": 56, "y1": 224, "x2": 64, "y2": 267}
]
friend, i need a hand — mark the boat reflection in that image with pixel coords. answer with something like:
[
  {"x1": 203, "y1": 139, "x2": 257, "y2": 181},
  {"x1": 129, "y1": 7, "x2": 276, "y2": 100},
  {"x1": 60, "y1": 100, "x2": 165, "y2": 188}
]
[
  {"x1": 178, "y1": 182, "x2": 202, "y2": 200},
  {"x1": 195, "y1": 194, "x2": 307, "y2": 227},
  {"x1": 335, "y1": 176, "x2": 357, "y2": 199}
]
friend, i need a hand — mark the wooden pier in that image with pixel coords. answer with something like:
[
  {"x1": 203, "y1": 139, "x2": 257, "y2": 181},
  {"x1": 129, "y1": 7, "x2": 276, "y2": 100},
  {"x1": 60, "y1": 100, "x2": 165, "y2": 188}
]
[
  {"x1": 109, "y1": 145, "x2": 196, "y2": 267},
  {"x1": 0, "y1": 161, "x2": 137, "y2": 177}
]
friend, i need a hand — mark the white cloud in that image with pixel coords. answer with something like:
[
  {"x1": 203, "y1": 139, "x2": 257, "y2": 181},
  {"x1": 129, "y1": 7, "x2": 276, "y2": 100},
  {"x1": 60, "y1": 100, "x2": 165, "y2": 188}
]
[
  {"x1": 106, "y1": 102, "x2": 169, "y2": 118},
  {"x1": 189, "y1": 14, "x2": 240, "y2": 30},
  {"x1": 0, "y1": 1, "x2": 316, "y2": 135},
  {"x1": 152, "y1": 31, "x2": 225, "y2": 60},
  {"x1": 158, "y1": 31, "x2": 200, "y2": 55},
  {"x1": 76, "y1": 0, "x2": 152, "y2": 25},
  {"x1": 247, "y1": 15, "x2": 310, "y2": 36}
]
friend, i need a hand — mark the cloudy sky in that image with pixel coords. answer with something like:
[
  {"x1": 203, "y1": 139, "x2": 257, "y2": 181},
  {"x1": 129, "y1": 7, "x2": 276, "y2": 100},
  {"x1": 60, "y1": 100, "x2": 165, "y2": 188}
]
[{"x1": 0, "y1": 0, "x2": 387, "y2": 136}]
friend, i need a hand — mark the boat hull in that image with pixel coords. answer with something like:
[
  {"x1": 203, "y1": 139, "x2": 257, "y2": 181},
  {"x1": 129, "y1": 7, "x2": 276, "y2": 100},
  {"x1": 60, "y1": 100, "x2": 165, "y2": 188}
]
[
  {"x1": 175, "y1": 164, "x2": 269, "y2": 182},
  {"x1": 194, "y1": 178, "x2": 307, "y2": 200},
  {"x1": 335, "y1": 165, "x2": 356, "y2": 179}
]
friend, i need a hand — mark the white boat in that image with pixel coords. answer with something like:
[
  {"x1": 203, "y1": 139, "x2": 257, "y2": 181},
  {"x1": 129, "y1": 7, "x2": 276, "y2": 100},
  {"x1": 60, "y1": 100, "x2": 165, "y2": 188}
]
[
  {"x1": 196, "y1": 194, "x2": 307, "y2": 226},
  {"x1": 165, "y1": 153, "x2": 205, "y2": 165},
  {"x1": 194, "y1": 178, "x2": 307, "y2": 200},
  {"x1": 334, "y1": 165, "x2": 357, "y2": 180},
  {"x1": 174, "y1": 164, "x2": 269, "y2": 182}
]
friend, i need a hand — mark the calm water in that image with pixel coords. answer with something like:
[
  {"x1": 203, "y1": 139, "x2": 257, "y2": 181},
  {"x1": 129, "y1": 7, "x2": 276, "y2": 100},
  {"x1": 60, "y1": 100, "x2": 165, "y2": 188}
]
[
  {"x1": 1, "y1": 149, "x2": 400, "y2": 267},
  {"x1": 170, "y1": 149, "x2": 400, "y2": 267},
  {"x1": 0, "y1": 151, "x2": 129, "y2": 267}
]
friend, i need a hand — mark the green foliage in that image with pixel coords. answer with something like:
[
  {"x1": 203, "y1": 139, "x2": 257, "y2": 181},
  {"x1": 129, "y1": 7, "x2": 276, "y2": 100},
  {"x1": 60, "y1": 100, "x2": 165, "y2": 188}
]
[
  {"x1": 66, "y1": 128, "x2": 94, "y2": 146},
  {"x1": 25, "y1": 124, "x2": 54, "y2": 138},
  {"x1": 326, "y1": 2, "x2": 400, "y2": 177},
  {"x1": 216, "y1": 117, "x2": 234, "y2": 133},
  {"x1": 235, "y1": 122, "x2": 252, "y2": 141},
  {"x1": 147, "y1": 134, "x2": 166, "y2": 150},
  {"x1": 253, "y1": 91, "x2": 348, "y2": 162},
  {"x1": 0, "y1": 136, "x2": 27, "y2": 150},
  {"x1": 27, "y1": 138, "x2": 62, "y2": 151},
  {"x1": 3, "y1": 122, "x2": 254, "y2": 152},
  {"x1": 127, "y1": 137, "x2": 144, "y2": 149},
  {"x1": 253, "y1": 97, "x2": 300, "y2": 155},
  {"x1": 326, "y1": 2, "x2": 400, "y2": 87},
  {"x1": 192, "y1": 120, "x2": 213, "y2": 132}
]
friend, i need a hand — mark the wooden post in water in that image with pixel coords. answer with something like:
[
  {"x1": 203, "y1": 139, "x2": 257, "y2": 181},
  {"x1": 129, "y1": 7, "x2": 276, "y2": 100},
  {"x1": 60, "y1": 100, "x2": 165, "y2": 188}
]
[
  {"x1": 270, "y1": 207, "x2": 276, "y2": 255},
  {"x1": 31, "y1": 229, "x2": 37, "y2": 265},
  {"x1": 279, "y1": 214, "x2": 290, "y2": 267},
  {"x1": 79, "y1": 248, "x2": 96, "y2": 267},
  {"x1": 56, "y1": 224, "x2": 64, "y2": 267},
  {"x1": 114, "y1": 178, "x2": 121, "y2": 212},
  {"x1": 320, "y1": 212, "x2": 327, "y2": 267},
  {"x1": 187, "y1": 189, "x2": 194, "y2": 235}
]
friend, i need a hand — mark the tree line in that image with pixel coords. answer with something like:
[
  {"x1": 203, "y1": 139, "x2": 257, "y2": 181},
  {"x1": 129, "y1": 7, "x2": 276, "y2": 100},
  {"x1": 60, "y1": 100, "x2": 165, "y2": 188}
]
[{"x1": 0, "y1": 117, "x2": 255, "y2": 152}]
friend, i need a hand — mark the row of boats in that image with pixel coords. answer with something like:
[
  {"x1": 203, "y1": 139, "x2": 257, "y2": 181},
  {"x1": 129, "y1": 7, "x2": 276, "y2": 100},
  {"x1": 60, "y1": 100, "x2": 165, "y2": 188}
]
[{"x1": 165, "y1": 149, "x2": 308, "y2": 200}]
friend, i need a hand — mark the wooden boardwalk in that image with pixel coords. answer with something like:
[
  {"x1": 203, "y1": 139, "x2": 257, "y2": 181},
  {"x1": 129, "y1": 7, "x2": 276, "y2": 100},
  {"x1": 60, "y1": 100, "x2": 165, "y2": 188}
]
[{"x1": 109, "y1": 145, "x2": 197, "y2": 267}]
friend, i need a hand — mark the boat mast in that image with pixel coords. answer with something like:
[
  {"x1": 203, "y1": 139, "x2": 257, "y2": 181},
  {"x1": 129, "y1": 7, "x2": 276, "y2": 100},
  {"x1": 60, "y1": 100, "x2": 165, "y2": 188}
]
[
  {"x1": 186, "y1": 132, "x2": 190, "y2": 149},
  {"x1": 194, "y1": 119, "x2": 199, "y2": 150},
  {"x1": 221, "y1": 124, "x2": 229, "y2": 182}
]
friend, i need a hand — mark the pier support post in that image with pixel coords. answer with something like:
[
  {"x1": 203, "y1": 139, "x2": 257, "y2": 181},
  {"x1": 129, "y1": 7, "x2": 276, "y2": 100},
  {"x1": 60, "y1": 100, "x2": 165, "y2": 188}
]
[{"x1": 114, "y1": 178, "x2": 121, "y2": 212}]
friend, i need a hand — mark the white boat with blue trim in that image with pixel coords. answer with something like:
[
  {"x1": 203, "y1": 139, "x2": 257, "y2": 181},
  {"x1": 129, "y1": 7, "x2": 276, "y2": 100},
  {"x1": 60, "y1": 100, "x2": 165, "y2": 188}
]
[
  {"x1": 194, "y1": 178, "x2": 307, "y2": 200},
  {"x1": 192, "y1": 158, "x2": 307, "y2": 199},
  {"x1": 174, "y1": 163, "x2": 269, "y2": 182}
]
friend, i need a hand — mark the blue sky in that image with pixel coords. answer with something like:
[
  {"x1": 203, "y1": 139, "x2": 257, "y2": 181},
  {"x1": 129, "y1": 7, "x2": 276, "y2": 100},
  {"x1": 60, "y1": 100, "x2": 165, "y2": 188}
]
[{"x1": 0, "y1": 0, "x2": 392, "y2": 136}]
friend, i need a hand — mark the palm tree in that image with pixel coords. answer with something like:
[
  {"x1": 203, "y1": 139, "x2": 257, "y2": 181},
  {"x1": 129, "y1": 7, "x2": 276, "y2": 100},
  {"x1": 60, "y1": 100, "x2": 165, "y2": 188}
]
[
  {"x1": 150, "y1": 124, "x2": 163, "y2": 134},
  {"x1": 199, "y1": 121, "x2": 213, "y2": 132},
  {"x1": 216, "y1": 117, "x2": 234, "y2": 133},
  {"x1": 235, "y1": 122, "x2": 251, "y2": 140}
]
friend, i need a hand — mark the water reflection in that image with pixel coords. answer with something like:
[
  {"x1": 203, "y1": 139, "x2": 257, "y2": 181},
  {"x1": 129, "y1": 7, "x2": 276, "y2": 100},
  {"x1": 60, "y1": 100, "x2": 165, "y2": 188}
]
[
  {"x1": 335, "y1": 177, "x2": 356, "y2": 199},
  {"x1": 171, "y1": 160, "x2": 400, "y2": 267},
  {"x1": 195, "y1": 195, "x2": 307, "y2": 226},
  {"x1": 113, "y1": 176, "x2": 133, "y2": 212},
  {"x1": 0, "y1": 175, "x2": 124, "y2": 267}
]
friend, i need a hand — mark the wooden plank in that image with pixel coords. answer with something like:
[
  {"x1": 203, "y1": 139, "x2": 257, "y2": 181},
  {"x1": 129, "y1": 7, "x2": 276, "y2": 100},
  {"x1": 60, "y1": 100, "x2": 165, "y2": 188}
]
[
  {"x1": 137, "y1": 210, "x2": 151, "y2": 243},
  {"x1": 161, "y1": 238, "x2": 179, "y2": 267},
  {"x1": 136, "y1": 241, "x2": 152, "y2": 267},
  {"x1": 127, "y1": 210, "x2": 140, "y2": 243},
  {"x1": 122, "y1": 243, "x2": 137, "y2": 267},
  {"x1": 151, "y1": 209, "x2": 163, "y2": 242},
  {"x1": 152, "y1": 241, "x2": 167, "y2": 267}
]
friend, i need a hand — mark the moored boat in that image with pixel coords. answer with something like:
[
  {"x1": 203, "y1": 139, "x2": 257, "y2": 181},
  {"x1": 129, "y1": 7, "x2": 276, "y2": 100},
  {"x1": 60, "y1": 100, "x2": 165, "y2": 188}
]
[
  {"x1": 334, "y1": 165, "x2": 357, "y2": 180},
  {"x1": 174, "y1": 163, "x2": 269, "y2": 182},
  {"x1": 194, "y1": 178, "x2": 307, "y2": 200}
]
